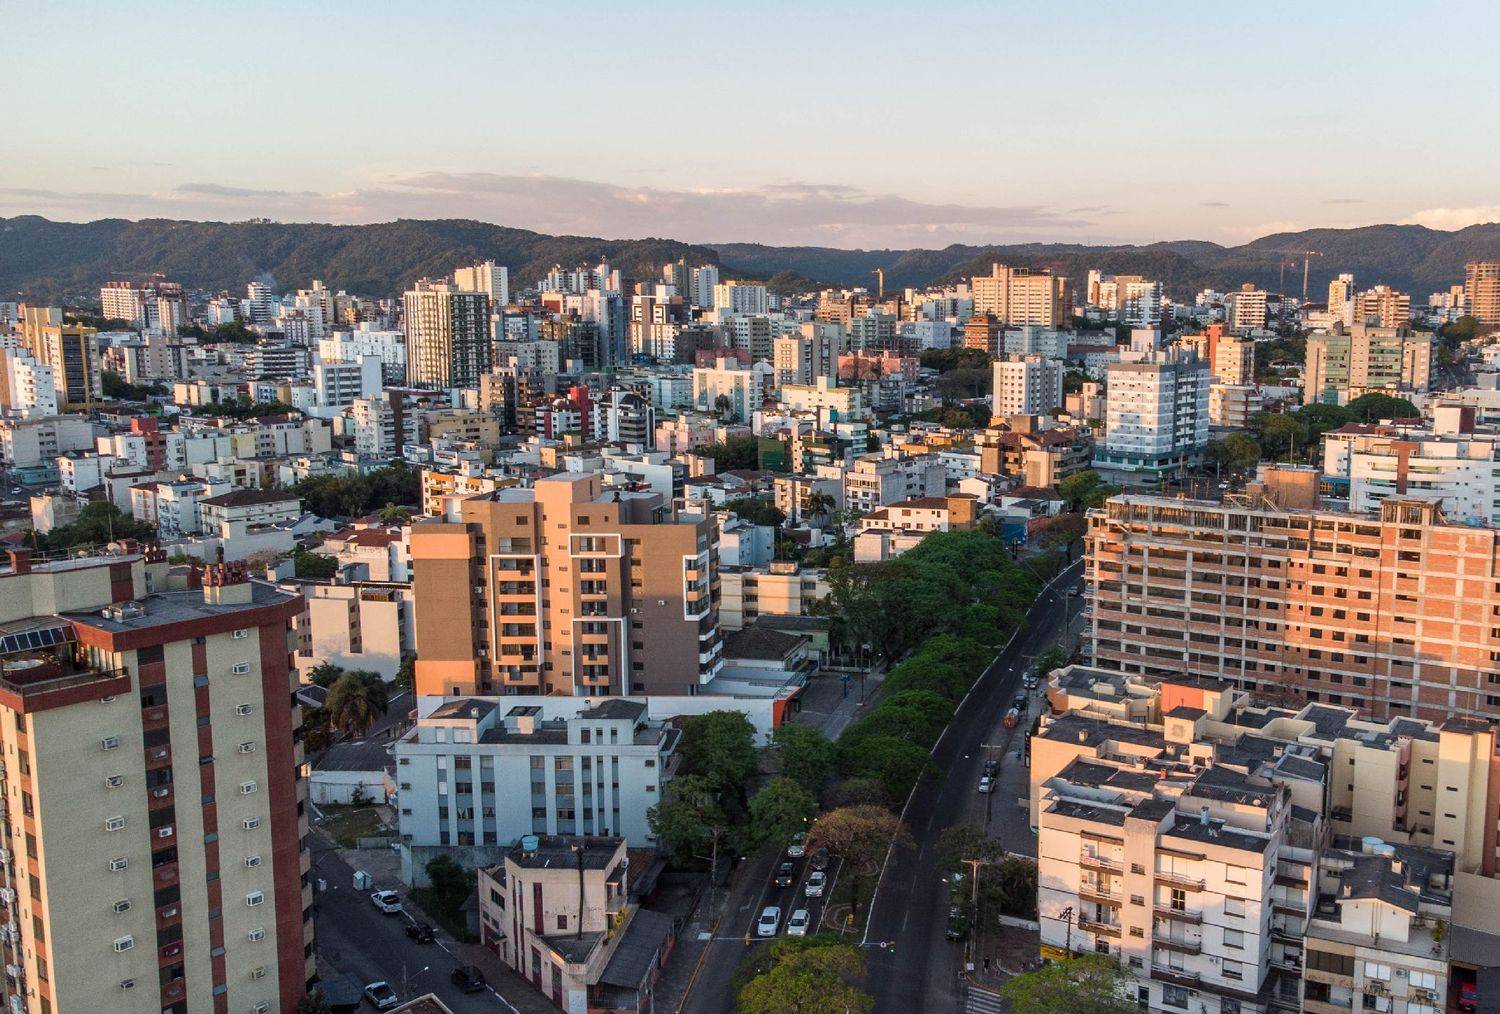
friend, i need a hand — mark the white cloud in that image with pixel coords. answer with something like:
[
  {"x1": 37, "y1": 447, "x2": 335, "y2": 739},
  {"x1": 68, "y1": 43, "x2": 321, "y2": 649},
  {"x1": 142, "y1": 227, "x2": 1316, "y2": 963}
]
[{"x1": 1399, "y1": 205, "x2": 1500, "y2": 230}]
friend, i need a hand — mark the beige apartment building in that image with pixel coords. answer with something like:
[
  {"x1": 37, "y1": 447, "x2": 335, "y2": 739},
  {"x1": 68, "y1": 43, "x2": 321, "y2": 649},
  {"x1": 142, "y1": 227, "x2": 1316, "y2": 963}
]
[
  {"x1": 409, "y1": 473, "x2": 722, "y2": 698},
  {"x1": 0, "y1": 547, "x2": 312, "y2": 1014},
  {"x1": 718, "y1": 562, "x2": 829, "y2": 631},
  {"x1": 971, "y1": 264, "x2": 1072, "y2": 328},
  {"x1": 1087, "y1": 485, "x2": 1500, "y2": 723},
  {"x1": 1464, "y1": 261, "x2": 1500, "y2": 329}
]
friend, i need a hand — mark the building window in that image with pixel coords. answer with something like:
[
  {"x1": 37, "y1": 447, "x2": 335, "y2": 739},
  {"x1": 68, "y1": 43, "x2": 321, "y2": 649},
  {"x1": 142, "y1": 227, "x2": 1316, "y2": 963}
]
[{"x1": 1161, "y1": 985, "x2": 1189, "y2": 1008}]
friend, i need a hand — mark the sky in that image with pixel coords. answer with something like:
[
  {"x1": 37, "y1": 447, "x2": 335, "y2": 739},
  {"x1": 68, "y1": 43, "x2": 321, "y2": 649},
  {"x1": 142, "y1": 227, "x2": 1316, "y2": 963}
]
[{"x1": 6, "y1": 0, "x2": 1499, "y2": 250}]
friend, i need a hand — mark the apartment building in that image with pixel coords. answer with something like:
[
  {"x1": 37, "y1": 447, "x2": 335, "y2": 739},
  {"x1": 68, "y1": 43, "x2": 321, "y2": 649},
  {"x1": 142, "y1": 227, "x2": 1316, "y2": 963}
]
[
  {"x1": 1094, "y1": 349, "x2": 1211, "y2": 483},
  {"x1": 977, "y1": 420, "x2": 1094, "y2": 487},
  {"x1": 1086, "y1": 486, "x2": 1500, "y2": 723},
  {"x1": 409, "y1": 472, "x2": 722, "y2": 698},
  {"x1": 971, "y1": 264, "x2": 1072, "y2": 327},
  {"x1": 853, "y1": 494, "x2": 978, "y2": 561},
  {"x1": 778, "y1": 376, "x2": 865, "y2": 424},
  {"x1": 198, "y1": 489, "x2": 302, "y2": 535},
  {"x1": 1329, "y1": 275, "x2": 1356, "y2": 327},
  {"x1": 691, "y1": 357, "x2": 772, "y2": 423},
  {"x1": 0, "y1": 548, "x2": 312, "y2": 1014},
  {"x1": 991, "y1": 355, "x2": 1064, "y2": 418},
  {"x1": 452, "y1": 259, "x2": 509, "y2": 309},
  {"x1": 403, "y1": 280, "x2": 492, "y2": 389},
  {"x1": 287, "y1": 580, "x2": 412, "y2": 681},
  {"x1": 1463, "y1": 261, "x2": 1500, "y2": 329},
  {"x1": 351, "y1": 392, "x2": 421, "y2": 460},
  {"x1": 36, "y1": 322, "x2": 102, "y2": 410},
  {"x1": 1321, "y1": 407, "x2": 1500, "y2": 524},
  {"x1": 1209, "y1": 384, "x2": 1263, "y2": 429},
  {"x1": 1352, "y1": 285, "x2": 1412, "y2": 329},
  {"x1": 394, "y1": 698, "x2": 676, "y2": 851},
  {"x1": 0, "y1": 349, "x2": 58, "y2": 417},
  {"x1": 718, "y1": 562, "x2": 829, "y2": 631},
  {"x1": 1225, "y1": 284, "x2": 1268, "y2": 331},
  {"x1": 1304, "y1": 325, "x2": 1433, "y2": 405}
]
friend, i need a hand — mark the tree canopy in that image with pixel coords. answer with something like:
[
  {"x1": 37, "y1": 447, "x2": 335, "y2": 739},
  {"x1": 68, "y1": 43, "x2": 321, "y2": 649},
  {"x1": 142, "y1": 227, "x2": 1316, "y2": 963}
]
[
  {"x1": 747, "y1": 776, "x2": 818, "y2": 851},
  {"x1": 32, "y1": 501, "x2": 156, "y2": 553},
  {"x1": 997, "y1": 955, "x2": 1137, "y2": 1014},
  {"x1": 736, "y1": 937, "x2": 872, "y2": 1014},
  {"x1": 291, "y1": 462, "x2": 420, "y2": 519}
]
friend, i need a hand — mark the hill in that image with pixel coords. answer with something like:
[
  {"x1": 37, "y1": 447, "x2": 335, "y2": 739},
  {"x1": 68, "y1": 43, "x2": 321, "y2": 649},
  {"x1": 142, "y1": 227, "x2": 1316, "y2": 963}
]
[{"x1": 3, "y1": 215, "x2": 1500, "y2": 305}]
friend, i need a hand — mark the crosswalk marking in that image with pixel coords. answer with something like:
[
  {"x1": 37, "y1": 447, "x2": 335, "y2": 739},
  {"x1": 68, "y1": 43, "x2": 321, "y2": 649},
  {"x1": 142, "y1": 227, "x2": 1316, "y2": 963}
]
[{"x1": 965, "y1": 983, "x2": 1004, "y2": 1014}]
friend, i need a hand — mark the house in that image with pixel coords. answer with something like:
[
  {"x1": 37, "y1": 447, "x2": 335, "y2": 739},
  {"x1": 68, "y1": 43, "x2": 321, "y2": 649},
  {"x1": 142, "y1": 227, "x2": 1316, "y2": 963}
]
[{"x1": 309, "y1": 739, "x2": 396, "y2": 807}]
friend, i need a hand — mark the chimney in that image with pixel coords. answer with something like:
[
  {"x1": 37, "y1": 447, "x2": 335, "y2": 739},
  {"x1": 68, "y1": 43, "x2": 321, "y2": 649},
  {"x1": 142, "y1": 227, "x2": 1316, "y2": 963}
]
[
  {"x1": 6, "y1": 548, "x2": 32, "y2": 576},
  {"x1": 202, "y1": 560, "x2": 253, "y2": 606}
]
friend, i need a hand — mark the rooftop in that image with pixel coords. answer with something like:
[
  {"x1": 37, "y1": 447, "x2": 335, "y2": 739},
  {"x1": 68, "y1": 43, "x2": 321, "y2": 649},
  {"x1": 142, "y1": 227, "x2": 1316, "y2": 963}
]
[
  {"x1": 66, "y1": 581, "x2": 295, "y2": 633},
  {"x1": 198, "y1": 488, "x2": 300, "y2": 509},
  {"x1": 508, "y1": 834, "x2": 623, "y2": 871},
  {"x1": 723, "y1": 625, "x2": 809, "y2": 662}
]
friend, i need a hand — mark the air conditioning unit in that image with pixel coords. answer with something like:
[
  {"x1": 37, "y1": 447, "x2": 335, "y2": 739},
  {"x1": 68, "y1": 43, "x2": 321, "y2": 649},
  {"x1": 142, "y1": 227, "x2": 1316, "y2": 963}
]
[
  {"x1": 254, "y1": 1003, "x2": 271, "y2": 1014},
  {"x1": 247, "y1": 927, "x2": 265, "y2": 942},
  {"x1": 231, "y1": 662, "x2": 251, "y2": 674},
  {"x1": 113, "y1": 936, "x2": 134, "y2": 952},
  {"x1": 119, "y1": 979, "x2": 135, "y2": 990},
  {"x1": 161, "y1": 906, "x2": 177, "y2": 919},
  {"x1": 250, "y1": 966, "x2": 267, "y2": 980},
  {"x1": 235, "y1": 704, "x2": 253, "y2": 716},
  {"x1": 240, "y1": 782, "x2": 258, "y2": 795},
  {"x1": 151, "y1": 787, "x2": 169, "y2": 799},
  {"x1": 100, "y1": 695, "x2": 116, "y2": 703},
  {"x1": 109, "y1": 857, "x2": 128, "y2": 871},
  {"x1": 104, "y1": 816, "x2": 126, "y2": 832},
  {"x1": 113, "y1": 899, "x2": 131, "y2": 914},
  {"x1": 239, "y1": 742, "x2": 256, "y2": 754},
  {"x1": 243, "y1": 817, "x2": 261, "y2": 830},
  {"x1": 245, "y1": 855, "x2": 262, "y2": 868},
  {"x1": 101, "y1": 736, "x2": 120, "y2": 751},
  {"x1": 105, "y1": 775, "x2": 124, "y2": 789},
  {"x1": 157, "y1": 827, "x2": 174, "y2": 839},
  {"x1": 246, "y1": 891, "x2": 264, "y2": 907},
  {"x1": 233, "y1": 629, "x2": 250, "y2": 640}
]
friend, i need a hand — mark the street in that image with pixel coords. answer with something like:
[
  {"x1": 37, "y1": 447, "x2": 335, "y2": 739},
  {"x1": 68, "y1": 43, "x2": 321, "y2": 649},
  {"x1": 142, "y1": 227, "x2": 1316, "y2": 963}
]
[
  {"x1": 862, "y1": 561, "x2": 1085, "y2": 1013},
  {"x1": 311, "y1": 840, "x2": 551, "y2": 1014}
]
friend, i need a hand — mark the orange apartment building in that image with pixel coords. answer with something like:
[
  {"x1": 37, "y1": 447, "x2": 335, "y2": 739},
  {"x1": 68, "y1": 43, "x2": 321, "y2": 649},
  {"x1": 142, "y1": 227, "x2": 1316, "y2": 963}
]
[
  {"x1": 410, "y1": 472, "x2": 722, "y2": 698},
  {"x1": 1087, "y1": 485, "x2": 1500, "y2": 724}
]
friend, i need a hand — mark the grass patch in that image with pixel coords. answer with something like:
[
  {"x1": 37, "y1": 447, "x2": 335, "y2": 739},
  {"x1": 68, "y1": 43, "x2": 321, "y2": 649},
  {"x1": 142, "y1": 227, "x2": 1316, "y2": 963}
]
[
  {"x1": 411, "y1": 887, "x2": 475, "y2": 942},
  {"x1": 319, "y1": 805, "x2": 386, "y2": 848}
]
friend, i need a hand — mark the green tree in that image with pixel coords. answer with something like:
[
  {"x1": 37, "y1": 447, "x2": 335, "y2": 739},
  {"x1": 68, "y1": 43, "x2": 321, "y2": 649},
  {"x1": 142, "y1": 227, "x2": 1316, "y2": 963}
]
[
  {"x1": 379, "y1": 504, "x2": 412, "y2": 525},
  {"x1": 737, "y1": 938, "x2": 873, "y2": 1014},
  {"x1": 300, "y1": 706, "x2": 332, "y2": 754},
  {"x1": 307, "y1": 662, "x2": 344, "y2": 688},
  {"x1": 325, "y1": 671, "x2": 387, "y2": 738},
  {"x1": 1206, "y1": 432, "x2": 1261, "y2": 475},
  {"x1": 747, "y1": 776, "x2": 817, "y2": 850},
  {"x1": 810, "y1": 805, "x2": 911, "y2": 923},
  {"x1": 770, "y1": 724, "x2": 836, "y2": 794},
  {"x1": 34, "y1": 501, "x2": 156, "y2": 552},
  {"x1": 1345, "y1": 392, "x2": 1419, "y2": 422},
  {"x1": 648, "y1": 774, "x2": 736, "y2": 868},
  {"x1": 1033, "y1": 645, "x2": 1069, "y2": 678},
  {"x1": 393, "y1": 656, "x2": 415, "y2": 692},
  {"x1": 997, "y1": 955, "x2": 1136, "y2": 1014},
  {"x1": 1254, "y1": 411, "x2": 1308, "y2": 459},
  {"x1": 291, "y1": 549, "x2": 338, "y2": 579},
  {"x1": 726, "y1": 497, "x2": 787, "y2": 528},
  {"x1": 1442, "y1": 314, "x2": 1482, "y2": 343},
  {"x1": 677, "y1": 711, "x2": 758, "y2": 802},
  {"x1": 1057, "y1": 471, "x2": 1115, "y2": 511},
  {"x1": 700, "y1": 436, "x2": 762, "y2": 471}
]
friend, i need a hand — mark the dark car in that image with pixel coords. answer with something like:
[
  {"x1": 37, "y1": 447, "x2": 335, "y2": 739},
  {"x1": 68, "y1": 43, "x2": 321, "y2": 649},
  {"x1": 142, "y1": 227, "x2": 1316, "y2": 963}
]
[
  {"x1": 451, "y1": 965, "x2": 487, "y2": 993},
  {"x1": 1012, "y1": 693, "x2": 1028, "y2": 711},
  {"x1": 983, "y1": 758, "x2": 1000, "y2": 776},
  {"x1": 945, "y1": 906, "x2": 968, "y2": 941},
  {"x1": 810, "y1": 847, "x2": 829, "y2": 871},
  {"x1": 774, "y1": 861, "x2": 796, "y2": 887},
  {"x1": 404, "y1": 922, "x2": 435, "y2": 944}
]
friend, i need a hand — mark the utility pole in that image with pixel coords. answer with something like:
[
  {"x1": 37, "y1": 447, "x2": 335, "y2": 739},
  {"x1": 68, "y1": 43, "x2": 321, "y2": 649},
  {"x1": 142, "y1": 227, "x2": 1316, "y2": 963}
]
[
  {"x1": 961, "y1": 857, "x2": 993, "y2": 969},
  {"x1": 1060, "y1": 904, "x2": 1075, "y2": 956}
]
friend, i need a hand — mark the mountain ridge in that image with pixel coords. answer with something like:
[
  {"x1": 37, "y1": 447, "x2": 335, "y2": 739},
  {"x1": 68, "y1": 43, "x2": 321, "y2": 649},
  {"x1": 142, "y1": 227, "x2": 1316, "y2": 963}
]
[{"x1": 2, "y1": 215, "x2": 1498, "y2": 306}]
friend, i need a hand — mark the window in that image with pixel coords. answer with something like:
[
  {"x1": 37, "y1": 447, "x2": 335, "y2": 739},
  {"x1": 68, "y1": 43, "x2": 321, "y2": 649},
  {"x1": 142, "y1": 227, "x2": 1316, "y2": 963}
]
[
  {"x1": 1363, "y1": 961, "x2": 1392, "y2": 981},
  {"x1": 1223, "y1": 928, "x2": 1244, "y2": 950},
  {"x1": 1162, "y1": 984, "x2": 1189, "y2": 1008},
  {"x1": 1306, "y1": 948, "x2": 1355, "y2": 976},
  {"x1": 1410, "y1": 971, "x2": 1437, "y2": 991},
  {"x1": 556, "y1": 914, "x2": 567, "y2": 930},
  {"x1": 1224, "y1": 897, "x2": 1245, "y2": 917},
  {"x1": 1222, "y1": 958, "x2": 1242, "y2": 980}
]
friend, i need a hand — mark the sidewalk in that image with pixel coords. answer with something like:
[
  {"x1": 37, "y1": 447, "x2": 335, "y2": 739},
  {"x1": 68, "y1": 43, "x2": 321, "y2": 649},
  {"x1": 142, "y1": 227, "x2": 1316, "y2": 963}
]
[
  {"x1": 792, "y1": 662, "x2": 886, "y2": 740},
  {"x1": 963, "y1": 923, "x2": 1040, "y2": 991}
]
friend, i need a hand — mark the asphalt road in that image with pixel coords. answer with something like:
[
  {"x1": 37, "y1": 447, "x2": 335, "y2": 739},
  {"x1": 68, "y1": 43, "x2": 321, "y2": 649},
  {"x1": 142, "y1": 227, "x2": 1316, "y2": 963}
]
[
  {"x1": 311, "y1": 842, "x2": 529, "y2": 1013},
  {"x1": 862, "y1": 560, "x2": 1085, "y2": 1013}
]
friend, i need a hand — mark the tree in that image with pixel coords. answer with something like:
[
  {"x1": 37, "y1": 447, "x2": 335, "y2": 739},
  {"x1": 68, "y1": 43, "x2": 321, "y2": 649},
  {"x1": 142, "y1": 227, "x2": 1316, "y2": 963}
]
[
  {"x1": 737, "y1": 938, "x2": 873, "y2": 1014},
  {"x1": 714, "y1": 393, "x2": 733, "y2": 418},
  {"x1": 296, "y1": 988, "x2": 333, "y2": 1014},
  {"x1": 300, "y1": 706, "x2": 332, "y2": 754},
  {"x1": 648, "y1": 774, "x2": 736, "y2": 874},
  {"x1": 1058, "y1": 471, "x2": 1116, "y2": 512},
  {"x1": 810, "y1": 805, "x2": 912, "y2": 922},
  {"x1": 307, "y1": 662, "x2": 344, "y2": 688},
  {"x1": 1206, "y1": 432, "x2": 1261, "y2": 475},
  {"x1": 677, "y1": 711, "x2": 758, "y2": 802},
  {"x1": 726, "y1": 497, "x2": 786, "y2": 529},
  {"x1": 1442, "y1": 315, "x2": 1482, "y2": 344},
  {"x1": 700, "y1": 436, "x2": 762, "y2": 471},
  {"x1": 291, "y1": 549, "x2": 338, "y2": 579},
  {"x1": 747, "y1": 777, "x2": 817, "y2": 851},
  {"x1": 1345, "y1": 392, "x2": 1419, "y2": 423},
  {"x1": 1253, "y1": 411, "x2": 1308, "y2": 459},
  {"x1": 34, "y1": 500, "x2": 156, "y2": 553},
  {"x1": 425, "y1": 855, "x2": 472, "y2": 915},
  {"x1": 1033, "y1": 645, "x2": 1068, "y2": 678},
  {"x1": 393, "y1": 656, "x2": 415, "y2": 692},
  {"x1": 325, "y1": 671, "x2": 386, "y2": 738},
  {"x1": 997, "y1": 955, "x2": 1136, "y2": 1014},
  {"x1": 378, "y1": 504, "x2": 412, "y2": 526},
  {"x1": 770, "y1": 724, "x2": 835, "y2": 794}
]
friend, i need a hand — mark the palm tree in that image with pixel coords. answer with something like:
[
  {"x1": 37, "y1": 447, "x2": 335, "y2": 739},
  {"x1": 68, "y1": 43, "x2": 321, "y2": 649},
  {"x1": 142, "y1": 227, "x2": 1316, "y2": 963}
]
[{"x1": 326, "y1": 672, "x2": 385, "y2": 738}]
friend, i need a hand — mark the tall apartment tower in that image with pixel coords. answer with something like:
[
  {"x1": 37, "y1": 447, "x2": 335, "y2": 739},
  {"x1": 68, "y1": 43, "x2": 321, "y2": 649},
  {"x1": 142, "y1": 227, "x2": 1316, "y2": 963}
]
[
  {"x1": 403, "y1": 280, "x2": 492, "y2": 389},
  {"x1": 38, "y1": 322, "x2": 102, "y2": 410},
  {"x1": 1465, "y1": 261, "x2": 1500, "y2": 328},
  {"x1": 1094, "y1": 349, "x2": 1210, "y2": 482},
  {"x1": 410, "y1": 473, "x2": 723, "y2": 698},
  {"x1": 1087, "y1": 487, "x2": 1500, "y2": 723},
  {"x1": 1352, "y1": 285, "x2": 1411, "y2": 328},
  {"x1": 0, "y1": 548, "x2": 312, "y2": 1014},
  {"x1": 991, "y1": 355, "x2": 1063, "y2": 418},
  {"x1": 245, "y1": 282, "x2": 276, "y2": 329},
  {"x1": 1327, "y1": 273, "x2": 1355, "y2": 327},
  {"x1": 971, "y1": 264, "x2": 1071, "y2": 327},
  {"x1": 452, "y1": 260, "x2": 509, "y2": 310}
]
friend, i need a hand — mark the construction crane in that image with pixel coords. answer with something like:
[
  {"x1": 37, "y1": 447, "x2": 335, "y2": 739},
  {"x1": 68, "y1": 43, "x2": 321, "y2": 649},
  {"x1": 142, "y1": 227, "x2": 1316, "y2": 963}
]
[
  {"x1": 1285, "y1": 250, "x2": 1322, "y2": 300},
  {"x1": 1278, "y1": 259, "x2": 1296, "y2": 294},
  {"x1": 872, "y1": 268, "x2": 884, "y2": 301}
]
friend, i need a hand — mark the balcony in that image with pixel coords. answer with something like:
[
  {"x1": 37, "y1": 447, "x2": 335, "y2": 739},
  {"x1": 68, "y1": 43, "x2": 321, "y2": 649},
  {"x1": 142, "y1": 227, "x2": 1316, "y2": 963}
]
[
  {"x1": 1152, "y1": 935, "x2": 1201, "y2": 955},
  {"x1": 1079, "y1": 851, "x2": 1122, "y2": 872},
  {"x1": 1153, "y1": 906, "x2": 1201, "y2": 924},
  {"x1": 1153, "y1": 869, "x2": 1205, "y2": 891},
  {"x1": 1077, "y1": 917, "x2": 1121, "y2": 937},
  {"x1": 1150, "y1": 964, "x2": 1200, "y2": 988},
  {"x1": 0, "y1": 639, "x2": 131, "y2": 714},
  {"x1": 1079, "y1": 883, "x2": 1121, "y2": 906}
]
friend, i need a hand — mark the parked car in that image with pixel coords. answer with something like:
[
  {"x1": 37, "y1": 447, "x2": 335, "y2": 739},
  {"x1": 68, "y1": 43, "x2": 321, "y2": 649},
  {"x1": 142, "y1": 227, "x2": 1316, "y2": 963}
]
[
  {"x1": 945, "y1": 906, "x2": 968, "y2": 941},
  {"x1": 1012, "y1": 693, "x2": 1028, "y2": 710},
  {"x1": 451, "y1": 965, "x2": 487, "y2": 993},
  {"x1": 978, "y1": 775, "x2": 994, "y2": 793},
  {"x1": 1003, "y1": 707, "x2": 1020, "y2": 729},
  {"x1": 786, "y1": 833, "x2": 807, "y2": 858},
  {"x1": 774, "y1": 861, "x2": 796, "y2": 887},
  {"x1": 810, "y1": 847, "x2": 829, "y2": 871},
  {"x1": 983, "y1": 758, "x2": 1000, "y2": 777},
  {"x1": 363, "y1": 981, "x2": 399, "y2": 1010},
  {"x1": 369, "y1": 890, "x2": 402, "y2": 914},
  {"x1": 1458, "y1": 981, "x2": 1478, "y2": 1012},
  {"x1": 757, "y1": 906, "x2": 781, "y2": 937},
  {"x1": 804, "y1": 870, "x2": 826, "y2": 897},
  {"x1": 404, "y1": 923, "x2": 435, "y2": 943},
  {"x1": 786, "y1": 909, "x2": 811, "y2": 936}
]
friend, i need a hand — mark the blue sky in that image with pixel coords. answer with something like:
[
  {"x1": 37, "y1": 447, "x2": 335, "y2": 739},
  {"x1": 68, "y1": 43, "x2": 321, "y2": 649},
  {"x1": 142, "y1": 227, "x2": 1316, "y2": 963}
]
[{"x1": 6, "y1": 0, "x2": 1498, "y2": 247}]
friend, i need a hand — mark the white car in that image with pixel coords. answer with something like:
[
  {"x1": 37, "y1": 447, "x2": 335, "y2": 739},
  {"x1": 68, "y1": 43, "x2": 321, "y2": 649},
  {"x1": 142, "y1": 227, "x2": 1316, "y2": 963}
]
[
  {"x1": 370, "y1": 890, "x2": 403, "y2": 914},
  {"x1": 757, "y1": 906, "x2": 781, "y2": 937},
  {"x1": 804, "y1": 870, "x2": 826, "y2": 898},
  {"x1": 978, "y1": 775, "x2": 994, "y2": 794},
  {"x1": 364, "y1": 981, "x2": 399, "y2": 1010},
  {"x1": 786, "y1": 909, "x2": 811, "y2": 936},
  {"x1": 786, "y1": 833, "x2": 807, "y2": 858}
]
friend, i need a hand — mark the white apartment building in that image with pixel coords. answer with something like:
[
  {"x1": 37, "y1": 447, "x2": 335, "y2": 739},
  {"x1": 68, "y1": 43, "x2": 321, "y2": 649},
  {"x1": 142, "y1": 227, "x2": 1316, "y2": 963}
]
[
  {"x1": 1095, "y1": 349, "x2": 1211, "y2": 483},
  {"x1": 773, "y1": 334, "x2": 823, "y2": 390},
  {"x1": 0, "y1": 415, "x2": 96, "y2": 468},
  {"x1": 317, "y1": 326, "x2": 407, "y2": 384},
  {"x1": 712, "y1": 281, "x2": 769, "y2": 316},
  {"x1": 288, "y1": 580, "x2": 413, "y2": 681},
  {"x1": 351, "y1": 393, "x2": 421, "y2": 460},
  {"x1": 198, "y1": 488, "x2": 301, "y2": 534},
  {"x1": 453, "y1": 259, "x2": 510, "y2": 309},
  {"x1": 691, "y1": 264, "x2": 720, "y2": 309},
  {"x1": 692, "y1": 357, "x2": 773, "y2": 423},
  {"x1": 0, "y1": 348, "x2": 59, "y2": 417},
  {"x1": 842, "y1": 451, "x2": 947, "y2": 515},
  {"x1": 779, "y1": 376, "x2": 866, "y2": 424},
  {"x1": 1209, "y1": 383, "x2": 1262, "y2": 429},
  {"x1": 1226, "y1": 285, "x2": 1269, "y2": 331},
  {"x1": 992, "y1": 355, "x2": 1064, "y2": 418},
  {"x1": 394, "y1": 698, "x2": 679, "y2": 857},
  {"x1": 313, "y1": 357, "x2": 383, "y2": 413}
]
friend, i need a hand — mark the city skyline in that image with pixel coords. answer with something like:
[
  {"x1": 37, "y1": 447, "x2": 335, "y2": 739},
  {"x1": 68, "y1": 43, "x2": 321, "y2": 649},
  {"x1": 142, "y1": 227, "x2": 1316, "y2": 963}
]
[{"x1": 7, "y1": 0, "x2": 1500, "y2": 248}]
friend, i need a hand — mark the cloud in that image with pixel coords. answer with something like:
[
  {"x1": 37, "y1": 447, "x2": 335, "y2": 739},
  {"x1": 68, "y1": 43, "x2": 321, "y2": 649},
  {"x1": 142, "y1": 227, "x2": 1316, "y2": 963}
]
[
  {"x1": 0, "y1": 172, "x2": 1100, "y2": 248},
  {"x1": 1200, "y1": 201, "x2": 1230, "y2": 208},
  {"x1": 1399, "y1": 205, "x2": 1500, "y2": 230}
]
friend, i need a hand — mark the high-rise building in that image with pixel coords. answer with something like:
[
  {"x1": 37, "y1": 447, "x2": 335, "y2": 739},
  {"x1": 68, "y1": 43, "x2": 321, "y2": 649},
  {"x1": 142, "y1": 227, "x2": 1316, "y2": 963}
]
[
  {"x1": 1224, "y1": 283, "x2": 1267, "y2": 331},
  {"x1": 1464, "y1": 261, "x2": 1500, "y2": 328},
  {"x1": 245, "y1": 281, "x2": 276, "y2": 328},
  {"x1": 1087, "y1": 484, "x2": 1500, "y2": 723},
  {"x1": 1304, "y1": 325, "x2": 1431, "y2": 405},
  {"x1": 971, "y1": 264, "x2": 1071, "y2": 327},
  {"x1": 1328, "y1": 273, "x2": 1355, "y2": 327},
  {"x1": 452, "y1": 260, "x2": 510, "y2": 310},
  {"x1": 991, "y1": 355, "x2": 1063, "y2": 418},
  {"x1": 0, "y1": 548, "x2": 312, "y2": 1013},
  {"x1": 408, "y1": 472, "x2": 723, "y2": 697},
  {"x1": 1351, "y1": 285, "x2": 1411, "y2": 328},
  {"x1": 1211, "y1": 333, "x2": 1255, "y2": 386},
  {"x1": 690, "y1": 264, "x2": 720, "y2": 310},
  {"x1": 712, "y1": 281, "x2": 769, "y2": 316},
  {"x1": 1094, "y1": 348, "x2": 1210, "y2": 482},
  {"x1": 0, "y1": 348, "x2": 59, "y2": 417},
  {"x1": 962, "y1": 312, "x2": 1000, "y2": 354},
  {"x1": 101, "y1": 279, "x2": 188, "y2": 333},
  {"x1": 403, "y1": 280, "x2": 492, "y2": 389},
  {"x1": 38, "y1": 322, "x2": 102, "y2": 409}
]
